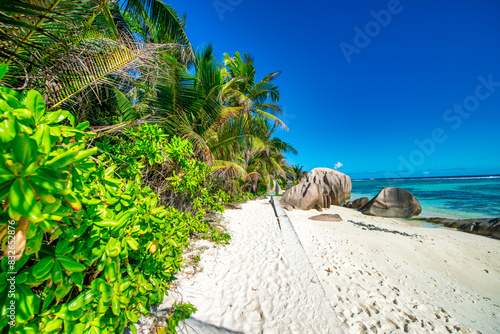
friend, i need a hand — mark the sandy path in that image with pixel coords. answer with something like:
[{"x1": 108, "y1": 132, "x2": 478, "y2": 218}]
[
  {"x1": 164, "y1": 199, "x2": 344, "y2": 334},
  {"x1": 286, "y1": 204, "x2": 500, "y2": 334}
]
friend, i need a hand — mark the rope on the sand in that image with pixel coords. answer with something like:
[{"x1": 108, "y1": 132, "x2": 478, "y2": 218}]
[{"x1": 270, "y1": 198, "x2": 345, "y2": 334}]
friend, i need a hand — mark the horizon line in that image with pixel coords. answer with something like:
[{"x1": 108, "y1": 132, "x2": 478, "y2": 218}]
[{"x1": 351, "y1": 173, "x2": 500, "y2": 181}]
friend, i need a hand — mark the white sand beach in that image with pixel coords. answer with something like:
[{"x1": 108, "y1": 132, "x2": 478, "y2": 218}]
[
  {"x1": 286, "y1": 205, "x2": 500, "y2": 333},
  {"x1": 150, "y1": 199, "x2": 500, "y2": 334}
]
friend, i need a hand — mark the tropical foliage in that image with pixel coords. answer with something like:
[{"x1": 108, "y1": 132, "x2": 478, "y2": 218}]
[
  {"x1": 0, "y1": 85, "x2": 227, "y2": 333},
  {"x1": 0, "y1": 0, "x2": 296, "y2": 332}
]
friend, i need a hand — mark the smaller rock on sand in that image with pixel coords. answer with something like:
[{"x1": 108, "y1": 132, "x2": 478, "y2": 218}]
[{"x1": 308, "y1": 214, "x2": 343, "y2": 222}]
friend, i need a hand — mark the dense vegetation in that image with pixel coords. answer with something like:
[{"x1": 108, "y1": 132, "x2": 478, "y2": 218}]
[{"x1": 0, "y1": 1, "x2": 297, "y2": 332}]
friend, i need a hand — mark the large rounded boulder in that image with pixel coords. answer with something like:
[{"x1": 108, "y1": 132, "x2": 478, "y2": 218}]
[
  {"x1": 351, "y1": 197, "x2": 369, "y2": 209},
  {"x1": 280, "y1": 182, "x2": 331, "y2": 211},
  {"x1": 306, "y1": 168, "x2": 352, "y2": 206},
  {"x1": 359, "y1": 187, "x2": 422, "y2": 218}
]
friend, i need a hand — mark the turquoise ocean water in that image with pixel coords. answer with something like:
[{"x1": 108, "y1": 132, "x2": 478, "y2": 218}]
[{"x1": 350, "y1": 175, "x2": 500, "y2": 219}]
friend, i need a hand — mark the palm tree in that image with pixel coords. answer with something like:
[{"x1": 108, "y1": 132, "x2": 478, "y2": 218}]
[
  {"x1": 150, "y1": 47, "x2": 278, "y2": 165},
  {"x1": 236, "y1": 117, "x2": 297, "y2": 193},
  {"x1": 0, "y1": 1, "x2": 296, "y2": 197},
  {"x1": 150, "y1": 44, "x2": 224, "y2": 160},
  {"x1": 0, "y1": 0, "x2": 193, "y2": 126},
  {"x1": 220, "y1": 51, "x2": 287, "y2": 128},
  {"x1": 291, "y1": 164, "x2": 304, "y2": 185}
]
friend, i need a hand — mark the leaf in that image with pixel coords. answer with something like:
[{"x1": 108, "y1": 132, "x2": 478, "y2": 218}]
[
  {"x1": 58, "y1": 256, "x2": 86, "y2": 272},
  {"x1": 93, "y1": 220, "x2": 116, "y2": 228},
  {"x1": 24, "y1": 231, "x2": 43, "y2": 255},
  {"x1": 0, "y1": 99, "x2": 12, "y2": 113},
  {"x1": 8, "y1": 177, "x2": 44, "y2": 222},
  {"x1": 148, "y1": 239, "x2": 158, "y2": 254},
  {"x1": 0, "y1": 117, "x2": 16, "y2": 143},
  {"x1": 26, "y1": 90, "x2": 46, "y2": 123},
  {"x1": 44, "y1": 110, "x2": 66, "y2": 124},
  {"x1": 68, "y1": 290, "x2": 94, "y2": 311},
  {"x1": 105, "y1": 238, "x2": 120, "y2": 257},
  {"x1": 32, "y1": 256, "x2": 54, "y2": 279},
  {"x1": 52, "y1": 261, "x2": 63, "y2": 284},
  {"x1": 119, "y1": 281, "x2": 131, "y2": 292},
  {"x1": 30, "y1": 124, "x2": 51, "y2": 155},
  {"x1": 0, "y1": 64, "x2": 7, "y2": 80},
  {"x1": 45, "y1": 146, "x2": 79, "y2": 168},
  {"x1": 110, "y1": 207, "x2": 137, "y2": 231},
  {"x1": 0, "y1": 87, "x2": 20, "y2": 100},
  {"x1": 118, "y1": 295, "x2": 130, "y2": 305},
  {"x1": 97, "y1": 298, "x2": 109, "y2": 314},
  {"x1": 0, "y1": 92, "x2": 20, "y2": 109},
  {"x1": 72, "y1": 147, "x2": 97, "y2": 163},
  {"x1": 0, "y1": 163, "x2": 15, "y2": 184},
  {"x1": 126, "y1": 310, "x2": 140, "y2": 323},
  {"x1": 30, "y1": 174, "x2": 70, "y2": 196},
  {"x1": 111, "y1": 296, "x2": 120, "y2": 316},
  {"x1": 18, "y1": 122, "x2": 33, "y2": 135},
  {"x1": 70, "y1": 272, "x2": 83, "y2": 289},
  {"x1": 54, "y1": 279, "x2": 72, "y2": 301},
  {"x1": 55, "y1": 238, "x2": 70, "y2": 254},
  {"x1": 90, "y1": 326, "x2": 102, "y2": 334},
  {"x1": 11, "y1": 108, "x2": 32, "y2": 120},
  {"x1": 71, "y1": 324, "x2": 86, "y2": 334},
  {"x1": 40, "y1": 193, "x2": 56, "y2": 204},
  {"x1": 16, "y1": 284, "x2": 40, "y2": 323},
  {"x1": 13, "y1": 133, "x2": 38, "y2": 167},
  {"x1": 63, "y1": 193, "x2": 81, "y2": 211},
  {"x1": 57, "y1": 305, "x2": 83, "y2": 321},
  {"x1": 99, "y1": 283, "x2": 114, "y2": 303},
  {"x1": 104, "y1": 258, "x2": 117, "y2": 282},
  {"x1": 75, "y1": 120, "x2": 89, "y2": 131},
  {"x1": 5, "y1": 160, "x2": 23, "y2": 176},
  {"x1": 125, "y1": 237, "x2": 139, "y2": 251},
  {"x1": 41, "y1": 286, "x2": 56, "y2": 313},
  {"x1": 44, "y1": 318, "x2": 63, "y2": 332}
]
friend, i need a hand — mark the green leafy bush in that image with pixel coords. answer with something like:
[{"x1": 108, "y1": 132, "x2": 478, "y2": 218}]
[
  {"x1": 0, "y1": 84, "x2": 223, "y2": 333},
  {"x1": 97, "y1": 123, "x2": 226, "y2": 218},
  {"x1": 96, "y1": 124, "x2": 168, "y2": 181}
]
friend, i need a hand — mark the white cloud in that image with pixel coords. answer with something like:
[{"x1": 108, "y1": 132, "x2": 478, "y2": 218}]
[{"x1": 334, "y1": 162, "x2": 343, "y2": 170}]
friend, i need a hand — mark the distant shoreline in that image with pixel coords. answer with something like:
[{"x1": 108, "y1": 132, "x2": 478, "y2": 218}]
[{"x1": 351, "y1": 173, "x2": 500, "y2": 181}]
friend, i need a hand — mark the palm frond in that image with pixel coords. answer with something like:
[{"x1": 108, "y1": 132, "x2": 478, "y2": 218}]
[
  {"x1": 122, "y1": 0, "x2": 194, "y2": 63},
  {"x1": 269, "y1": 156, "x2": 286, "y2": 178},
  {"x1": 208, "y1": 116, "x2": 266, "y2": 161},
  {"x1": 47, "y1": 38, "x2": 140, "y2": 109},
  {"x1": 262, "y1": 71, "x2": 280, "y2": 82},
  {"x1": 112, "y1": 87, "x2": 141, "y2": 121},
  {"x1": 271, "y1": 138, "x2": 298, "y2": 155},
  {"x1": 250, "y1": 81, "x2": 280, "y2": 104},
  {"x1": 254, "y1": 109, "x2": 288, "y2": 130},
  {"x1": 211, "y1": 160, "x2": 248, "y2": 180},
  {"x1": 0, "y1": 0, "x2": 96, "y2": 65},
  {"x1": 181, "y1": 128, "x2": 212, "y2": 162}
]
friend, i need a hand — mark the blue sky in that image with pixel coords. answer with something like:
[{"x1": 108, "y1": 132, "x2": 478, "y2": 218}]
[{"x1": 170, "y1": 0, "x2": 500, "y2": 179}]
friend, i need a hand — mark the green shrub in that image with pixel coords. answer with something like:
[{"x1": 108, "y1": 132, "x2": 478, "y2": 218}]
[
  {"x1": 0, "y1": 84, "x2": 222, "y2": 333},
  {"x1": 97, "y1": 124, "x2": 226, "y2": 216}
]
